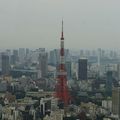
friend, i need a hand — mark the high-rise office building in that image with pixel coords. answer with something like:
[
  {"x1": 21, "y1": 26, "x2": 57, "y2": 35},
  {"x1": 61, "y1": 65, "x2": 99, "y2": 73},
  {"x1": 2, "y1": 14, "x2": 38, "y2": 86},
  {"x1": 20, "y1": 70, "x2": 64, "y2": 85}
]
[
  {"x1": 65, "y1": 61, "x2": 72, "y2": 80},
  {"x1": 85, "y1": 50, "x2": 90, "y2": 57},
  {"x1": 19, "y1": 48, "x2": 25, "y2": 63},
  {"x1": 25, "y1": 48, "x2": 30, "y2": 62},
  {"x1": 26, "y1": 48, "x2": 30, "y2": 56},
  {"x1": 97, "y1": 48, "x2": 101, "y2": 76},
  {"x1": 106, "y1": 71, "x2": 113, "y2": 96},
  {"x1": 30, "y1": 48, "x2": 46, "y2": 63},
  {"x1": 13, "y1": 50, "x2": 19, "y2": 61},
  {"x1": 38, "y1": 52, "x2": 48, "y2": 78},
  {"x1": 117, "y1": 64, "x2": 120, "y2": 81},
  {"x1": 78, "y1": 58, "x2": 87, "y2": 80},
  {"x1": 49, "y1": 49, "x2": 58, "y2": 66},
  {"x1": 1, "y1": 53, "x2": 10, "y2": 75},
  {"x1": 80, "y1": 50, "x2": 84, "y2": 58},
  {"x1": 10, "y1": 55, "x2": 16, "y2": 65},
  {"x1": 11, "y1": 49, "x2": 19, "y2": 65},
  {"x1": 5, "y1": 49, "x2": 11, "y2": 64},
  {"x1": 112, "y1": 87, "x2": 120, "y2": 119}
]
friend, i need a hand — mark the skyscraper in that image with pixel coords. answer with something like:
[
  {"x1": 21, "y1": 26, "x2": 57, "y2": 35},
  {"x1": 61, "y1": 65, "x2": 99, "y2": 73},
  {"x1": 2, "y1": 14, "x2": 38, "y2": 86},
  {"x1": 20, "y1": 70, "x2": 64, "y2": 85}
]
[
  {"x1": 106, "y1": 71, "x2": 113, "y2": 96},
  {"x1": 65, "y1": 61, "x2": 72, "y2": 80},
  {"x1": 78, "y1": 58, "x2": 87, "y2": 80},
  {"x1": 117, "y1": 64, "x2": 120, "y2": 81},
  {"x1": 1, "y1": 53, "x2": 10, "y2": 75},
  {"x1": 38, "y1": 51, "x2": 48, "y2": 78},
  {"x1": 49, "y1": 49, "x2": 59, "y2": 66},
  {"x1": 12, "y1": 49, "x2": 19, "y2": 65},
  {"x1": 80, "y1": 50, "x2": 84, "y2": 58},
  {"x1": 13, "y1": 50, "x2": 19, "y2": 61},
  {"x1": 112, "y1": 87, "x2": 120, "y2": 119},
  {"x1": 19, "y1": 48, "x2": 25, "y2": 63},
  {"x1": 26, "y1": 48, "x2": 30, "y2": 56},
  {"x1": 10, "y1": 55, "x2": 16, "y2": 65},
  {"x1": 97, "y1": 48, "x2": 102, "y2": 76}
]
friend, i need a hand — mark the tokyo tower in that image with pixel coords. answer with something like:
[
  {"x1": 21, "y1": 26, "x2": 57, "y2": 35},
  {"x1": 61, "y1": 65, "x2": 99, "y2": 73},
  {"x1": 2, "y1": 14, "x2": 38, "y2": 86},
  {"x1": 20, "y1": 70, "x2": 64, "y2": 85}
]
[{"x1": 55, "y1": 20, "x2": 70, "y2": 106}]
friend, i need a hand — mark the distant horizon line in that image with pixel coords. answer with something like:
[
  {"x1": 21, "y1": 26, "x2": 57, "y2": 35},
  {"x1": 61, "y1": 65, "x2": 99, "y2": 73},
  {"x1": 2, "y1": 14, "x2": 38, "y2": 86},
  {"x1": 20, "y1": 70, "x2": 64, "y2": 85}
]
[{"x1": 0, "y1": 47, "x2": 120, "y2": 51}]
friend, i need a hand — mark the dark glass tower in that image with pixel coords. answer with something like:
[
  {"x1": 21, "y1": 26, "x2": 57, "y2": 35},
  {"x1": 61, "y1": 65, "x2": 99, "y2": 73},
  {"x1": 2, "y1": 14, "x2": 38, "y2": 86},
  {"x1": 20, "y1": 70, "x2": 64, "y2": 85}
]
[
  {"x1": 106, "y1": 71, "x2": 113, "y2": 96},
  {"x1": 78, "y1": 58, "x2": 87, "y2": 80},
  {"x1": 2, "y1": 53, "x2": 10, "y2": 75}
]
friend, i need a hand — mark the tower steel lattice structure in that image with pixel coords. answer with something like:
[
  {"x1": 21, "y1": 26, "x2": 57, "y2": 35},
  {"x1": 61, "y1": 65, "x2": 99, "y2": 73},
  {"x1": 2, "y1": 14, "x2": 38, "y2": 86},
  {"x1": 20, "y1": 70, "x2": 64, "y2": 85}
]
[{"x1": 55, "y1": 20, "x2": 70, "y2": 106}]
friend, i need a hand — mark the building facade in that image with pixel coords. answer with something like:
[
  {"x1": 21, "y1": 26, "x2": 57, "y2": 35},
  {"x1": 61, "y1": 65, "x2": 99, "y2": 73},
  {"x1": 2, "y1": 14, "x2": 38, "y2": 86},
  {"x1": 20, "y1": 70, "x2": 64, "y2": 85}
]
[
  {"x1": 78, "y1": 58, "x2": 87, "y2": 80},
  {"x1": 2, "y1": 53, "x2": 10, "y2": 75},
  {"x1": 112, "y1": 87, "x2": 120, "y2": 119},
  {"x1": 65, "y1": 61, "x2": 72, "y2": 80},
  {"x1": 38, "y1": 51, "x2": 48, "y2": 78}
]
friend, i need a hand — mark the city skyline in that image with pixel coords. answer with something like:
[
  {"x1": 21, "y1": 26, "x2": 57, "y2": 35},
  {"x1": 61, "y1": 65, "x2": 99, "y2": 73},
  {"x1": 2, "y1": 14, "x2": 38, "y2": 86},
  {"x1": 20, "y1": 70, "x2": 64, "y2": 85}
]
[
  {"x1": 0, "y1": 1, "x2": 120, "y2": 119},
  {"x1": 0, "y1": 0, "x2": 120, "y2": 49}
]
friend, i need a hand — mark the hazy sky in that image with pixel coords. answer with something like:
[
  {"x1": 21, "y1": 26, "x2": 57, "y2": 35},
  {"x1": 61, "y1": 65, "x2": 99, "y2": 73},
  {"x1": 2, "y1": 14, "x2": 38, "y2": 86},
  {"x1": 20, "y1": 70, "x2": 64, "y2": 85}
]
[{"x1": 0, "y1": 0, "x2": 120, "y2": 49}]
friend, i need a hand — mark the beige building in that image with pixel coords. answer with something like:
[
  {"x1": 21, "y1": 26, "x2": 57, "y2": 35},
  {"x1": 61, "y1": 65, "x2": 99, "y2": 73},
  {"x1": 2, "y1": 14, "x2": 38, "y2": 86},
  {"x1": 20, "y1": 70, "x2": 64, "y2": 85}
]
[
  {"x1": 43, "y1": 110, "x2": 64, "y2": 120},
  {"x1": 112, "y1": 87, "x2": 120, "y2": 119}
]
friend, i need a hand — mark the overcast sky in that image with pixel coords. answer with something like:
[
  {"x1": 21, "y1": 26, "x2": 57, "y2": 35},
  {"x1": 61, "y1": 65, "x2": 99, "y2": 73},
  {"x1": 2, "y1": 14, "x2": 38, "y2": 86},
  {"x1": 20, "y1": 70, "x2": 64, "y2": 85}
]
[{"x1": 0, "y1": 0, "x2": 120, "y2": 49}]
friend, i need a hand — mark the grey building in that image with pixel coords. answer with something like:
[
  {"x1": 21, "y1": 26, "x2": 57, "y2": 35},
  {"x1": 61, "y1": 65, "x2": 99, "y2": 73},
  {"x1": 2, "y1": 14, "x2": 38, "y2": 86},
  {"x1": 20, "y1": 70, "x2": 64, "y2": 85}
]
[
  {"x1": 106, "y1": 71, "x2": 113, "y2": 96},
  {"x1": 13, "y1": 49, "x2": 19, "y2": 61},
  {"x1": 78, "y1": 58, "x2": 87, "y2": 80},
  {"x1": 19, "y1": 48, "x2": 25, "y2": 63},
  {"x1": 65, "y1": 61, "x2": 72, "y2": 80},
  {"x1": 2, "y1": 53, "x2": 10, "y2": 75},
  {"x1": 38, "y1": 52, "x2": 48, "y2": 78}
]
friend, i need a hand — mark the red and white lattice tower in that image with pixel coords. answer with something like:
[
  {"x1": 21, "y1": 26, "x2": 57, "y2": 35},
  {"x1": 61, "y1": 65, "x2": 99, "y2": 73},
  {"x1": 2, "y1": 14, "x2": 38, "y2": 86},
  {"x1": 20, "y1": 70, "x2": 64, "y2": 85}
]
[{"x1": 55, "y1": 20, "x2": 70, "y2": 106}]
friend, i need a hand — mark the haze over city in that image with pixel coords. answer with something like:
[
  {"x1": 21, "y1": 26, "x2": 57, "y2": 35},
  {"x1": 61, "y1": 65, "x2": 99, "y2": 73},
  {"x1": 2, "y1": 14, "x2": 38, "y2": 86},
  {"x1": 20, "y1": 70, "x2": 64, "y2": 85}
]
[
  {"x1": 0, "y1": 0, "x2": 120, "y2": 49},
  {"x1": 1, "y1": 0, "x2": 120, "y2": 120}
]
